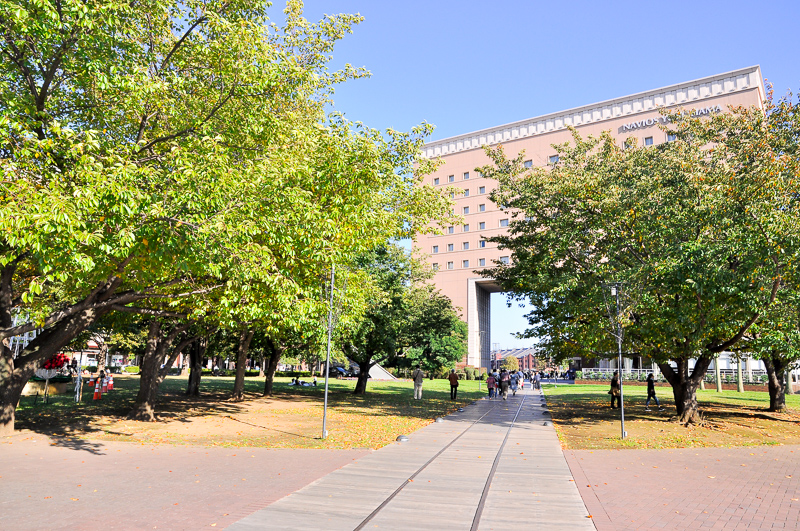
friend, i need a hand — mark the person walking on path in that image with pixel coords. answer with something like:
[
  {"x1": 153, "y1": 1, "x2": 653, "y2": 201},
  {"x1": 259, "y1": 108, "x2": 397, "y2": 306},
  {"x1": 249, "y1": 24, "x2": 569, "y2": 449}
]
[
  {"x1": 509, "y1": 370, "x2": 520, "y2": 396},
  {"x1": 499, "y1": 369, "x2": 510, "y2": 400},
  {"x1": 609, "y1": 371, "x2": 621, "y2": 408},
  {"x1": 533, "y1": 371, "x2": 541, "y2": 390},
  {"x1": 448, "y1": 369, "x2": 459, "y2": 400},
  {"x1": 645, "y1": 373, "x2": 664, "y2": 411},
  {"x1": 412, "y1": 364, "x2": 424, "y2": 400},
  {"x1": 486, "y1": 373, "x2": 497, "y2": 399}
]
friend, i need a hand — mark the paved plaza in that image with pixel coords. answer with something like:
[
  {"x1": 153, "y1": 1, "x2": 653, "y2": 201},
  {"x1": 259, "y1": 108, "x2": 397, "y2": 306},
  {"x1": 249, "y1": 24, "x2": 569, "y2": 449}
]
[
  {"x1": 228, "y1": 386, "x2": 592, "y2": 530},
  {"x1": 2, "y1": 385, "x2": 800, "y2": 530}
]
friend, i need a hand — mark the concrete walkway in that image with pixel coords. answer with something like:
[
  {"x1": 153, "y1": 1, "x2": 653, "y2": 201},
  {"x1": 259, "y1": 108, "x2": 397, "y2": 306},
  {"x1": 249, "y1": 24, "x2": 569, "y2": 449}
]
[{"x1": 228, "y1": 386, "x2": 594, "y2": 530}]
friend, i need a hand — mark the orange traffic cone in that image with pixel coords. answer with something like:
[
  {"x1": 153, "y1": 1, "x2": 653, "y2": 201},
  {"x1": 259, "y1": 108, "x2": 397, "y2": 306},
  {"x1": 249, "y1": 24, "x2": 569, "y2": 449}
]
[
  {"x1": 108, "y1": 375, "x2": 114, "y2": 391},
  {"x1": 93, "y1": 378, "x2": 102, "y2": 400},
  {"x1": 102, "y1": 377, "x2": 108, "y2": 393}
]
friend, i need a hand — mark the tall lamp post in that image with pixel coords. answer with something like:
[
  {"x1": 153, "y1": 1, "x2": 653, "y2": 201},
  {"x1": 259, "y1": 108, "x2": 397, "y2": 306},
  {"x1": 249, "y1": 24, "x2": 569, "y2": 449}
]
[
  {"x1": 605, "y1": 282, "x2": 626, "y2": 439},
  {"x1": 321, "y1": 264, "x2": 335, "y2": 439}
]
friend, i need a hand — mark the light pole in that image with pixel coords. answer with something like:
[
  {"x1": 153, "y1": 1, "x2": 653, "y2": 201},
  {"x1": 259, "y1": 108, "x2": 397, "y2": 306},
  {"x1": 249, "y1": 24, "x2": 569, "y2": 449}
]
[
  {"x1": 605, "y1": 282, "x2": 626, "y2": 439},
  {"x1": 321, "y1": 264, "x2": 335, "y2": 439}
]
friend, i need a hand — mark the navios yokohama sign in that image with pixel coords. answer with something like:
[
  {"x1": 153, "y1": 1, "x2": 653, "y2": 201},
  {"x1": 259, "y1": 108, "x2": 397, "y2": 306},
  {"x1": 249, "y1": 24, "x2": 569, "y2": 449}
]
[{"x1": 620, "y1": 105, "x2": 722, "y2": 132}]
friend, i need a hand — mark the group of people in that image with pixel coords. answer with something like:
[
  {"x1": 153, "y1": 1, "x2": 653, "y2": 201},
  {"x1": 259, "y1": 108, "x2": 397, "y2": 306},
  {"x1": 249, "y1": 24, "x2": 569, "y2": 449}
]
[
  {"x1": 485, "y1": 369, "x2": 530, "y2": 400},
  {"x1": 609, "y1": 371, "x2": 664, "y2": 411}
]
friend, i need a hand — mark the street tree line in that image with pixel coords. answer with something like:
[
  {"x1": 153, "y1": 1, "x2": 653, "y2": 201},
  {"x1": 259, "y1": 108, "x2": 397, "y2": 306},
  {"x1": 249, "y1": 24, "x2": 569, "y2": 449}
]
[
  {"x1": 481, "y1": 90, "x2": 800, "y2": 423},
  {"x1": 0, "y1": 0, "x2": 464, "y2": 434}
]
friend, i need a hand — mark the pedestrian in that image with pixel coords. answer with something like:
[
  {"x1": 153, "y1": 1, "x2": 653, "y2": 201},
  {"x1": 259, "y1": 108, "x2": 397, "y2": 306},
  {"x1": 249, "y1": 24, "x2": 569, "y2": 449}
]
[
  {"x1": 448, "y1": 369, "x2": 459, "y2": 400},
  {"x1": 509, "y1": 370, "x2": 519, "y2": 396},
  {"x1": 499, "y1": 368, "x2": 510, "y2": 400},
  {"x1": 645, "y1": 373, "x2": 664, "y2": 411},
  {"x1": 486, "y1": 372, "x2": 497, "y2": 399},
  {"x1": 412, "y1": 364, "x2": 424, "y2": 400},
  {"x1": 609, "y1": 371, "x2": 621, "y2": 408},
  {"x1": 533, "y1": 371, "x2": 541, "y2": 390}
]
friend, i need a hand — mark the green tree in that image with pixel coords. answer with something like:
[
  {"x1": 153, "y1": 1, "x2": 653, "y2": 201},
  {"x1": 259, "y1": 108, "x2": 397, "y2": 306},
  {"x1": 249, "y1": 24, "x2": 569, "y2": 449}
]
[
  {"x1": 480, "y1": 95, "x2": 798, "y2": 424},
  {"x1": 502, "y1": 355, "x2": 519, "y2": 372},
  {"x1": 0, "y1": 0, "x2": 450, "y2": 433},
  {"x1": 401, "y1": 285, "x2": 467, "y2": 375}
]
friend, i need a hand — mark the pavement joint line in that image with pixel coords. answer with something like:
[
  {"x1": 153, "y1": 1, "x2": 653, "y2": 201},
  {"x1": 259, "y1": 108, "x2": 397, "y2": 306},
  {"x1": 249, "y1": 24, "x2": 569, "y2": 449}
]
[
  {"x1": 352, "y1": 399, "x2": 506, "y2": 531},
  {"x1": 470, "y1": 393, "x2": 528, "y2": 531}
]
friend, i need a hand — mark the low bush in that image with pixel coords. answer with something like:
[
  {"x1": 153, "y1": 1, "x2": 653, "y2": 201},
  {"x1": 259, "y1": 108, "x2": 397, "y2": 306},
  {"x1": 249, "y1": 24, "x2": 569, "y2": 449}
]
[
  {"x1": 123, "y1": 366, "x2": 139, "y2": 374},
  {"x1": 464, "y1": 367, "x2": 475, "y2": 380},
  {"x1": 275, "y1": 370, "x2": 311, "y2": 378}
]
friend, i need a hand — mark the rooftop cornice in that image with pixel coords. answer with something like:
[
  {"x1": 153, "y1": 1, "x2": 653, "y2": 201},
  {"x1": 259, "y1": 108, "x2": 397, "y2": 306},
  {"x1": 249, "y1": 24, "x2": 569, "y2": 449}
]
[{"x1": 423, "y1": 65, "x2": 764, "y2": 159}]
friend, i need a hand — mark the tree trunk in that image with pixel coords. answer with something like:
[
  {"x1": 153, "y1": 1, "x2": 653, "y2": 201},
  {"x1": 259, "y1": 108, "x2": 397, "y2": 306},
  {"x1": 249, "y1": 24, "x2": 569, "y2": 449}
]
[
  {"x1": 763, "y1": 353, "x2": 787, "y2": 412},
  {"x1": 186, "y1": 336, "x2": 208, "y2": 396},
  {"x1": 659, "y1": 354, "x2": 712, "y2": 425},
  {"x1": 128, "y1": 322, "x2": 191, "y2": 421},
  {"x1": 0, "y1": 306, "x2": 112, "y2": 435},
  {"x1": 231, "y1": 329, "x2": 254, "y2": 401},
  {"x1": 353, "y1": 360, "x2": 372, "y2": 395},
  {"x1": 97, "y1": 342, "x2": 108, "y2": 373},
  {"x1": 262, "y1": 339, "x2": 283, "y2": 397},
  {"x1": 0, "y1": 354, "x2": 32, "y2": 436}
]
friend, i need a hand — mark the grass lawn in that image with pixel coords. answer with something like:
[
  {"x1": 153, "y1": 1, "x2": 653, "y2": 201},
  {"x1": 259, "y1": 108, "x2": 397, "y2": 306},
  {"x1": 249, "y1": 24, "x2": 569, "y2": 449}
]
[
  {"x1": 543, "y1": 383, "x2": 800, "y2": 450},
  {"x1": 14, "y1": 374, "x2": 486, "y2": 449}
]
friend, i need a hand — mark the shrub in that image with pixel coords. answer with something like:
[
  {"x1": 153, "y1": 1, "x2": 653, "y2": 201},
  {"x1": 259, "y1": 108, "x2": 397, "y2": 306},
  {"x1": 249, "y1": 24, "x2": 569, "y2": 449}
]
[
  {"x1": 123, "y1": 366, "x2": 139, "y2": 374},
  {"x1": 464, "y1": 367, "x2": 475, "y2": 380},
  {"x1": 86, "y1": 366, "x2": 98, "y2": 373},
  {"x1": 575, "y1": 371, "x2": 583, "y2": 379},
  {"x1": 275, "y1": 370, "x2": 311, "y2": 378}
]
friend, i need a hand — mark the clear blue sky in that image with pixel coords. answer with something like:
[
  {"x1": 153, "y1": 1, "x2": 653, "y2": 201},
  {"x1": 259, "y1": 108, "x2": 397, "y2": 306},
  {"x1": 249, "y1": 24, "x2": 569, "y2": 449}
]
[{"x1": 287, "y1": 0, "x2": 800, "y2": 348}]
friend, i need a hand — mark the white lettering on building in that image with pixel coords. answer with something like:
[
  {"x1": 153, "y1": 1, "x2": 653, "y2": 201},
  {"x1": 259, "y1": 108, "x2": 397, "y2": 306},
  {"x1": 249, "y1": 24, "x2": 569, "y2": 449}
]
[{"x1": 620, "y1": 105, "x2": 722, "y2": 132}]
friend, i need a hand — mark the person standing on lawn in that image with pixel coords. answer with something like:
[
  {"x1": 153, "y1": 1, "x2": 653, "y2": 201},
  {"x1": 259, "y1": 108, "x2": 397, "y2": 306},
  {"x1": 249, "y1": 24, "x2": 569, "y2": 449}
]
[
  {"x1": 609, "y1": 371, "x2": 621, "y2": 408},
  {"x1": 412, "y1": 364, "x2": 425, "y2": 400},
  {"x1": 645, "y1": 373, "x2": 664, "y2": 411},
  {"x1": 448, "y1": 369, "x2": 459, "y2": 400}
]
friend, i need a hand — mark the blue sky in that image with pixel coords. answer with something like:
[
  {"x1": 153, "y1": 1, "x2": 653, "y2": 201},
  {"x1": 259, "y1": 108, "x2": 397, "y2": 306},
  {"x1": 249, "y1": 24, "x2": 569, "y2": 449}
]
[{"x1": 286, "y1": 1, "x2": 800, "y2": 348}]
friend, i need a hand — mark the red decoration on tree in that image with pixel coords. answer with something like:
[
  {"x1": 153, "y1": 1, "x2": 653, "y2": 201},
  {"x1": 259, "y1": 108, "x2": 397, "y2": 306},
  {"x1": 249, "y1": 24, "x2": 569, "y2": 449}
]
[{"x1": 42, "y1": 353, "x2": 70, "y2": 370}]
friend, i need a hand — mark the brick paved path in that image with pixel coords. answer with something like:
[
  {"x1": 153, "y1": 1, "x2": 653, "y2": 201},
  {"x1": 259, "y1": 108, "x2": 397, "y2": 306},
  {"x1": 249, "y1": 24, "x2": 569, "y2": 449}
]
[
  {"x1": 566, "y1": 445, "x2": 800, "y2": 530},
  {"x1": 0, "y1": 434, "x2": 367, "y2": 531}
]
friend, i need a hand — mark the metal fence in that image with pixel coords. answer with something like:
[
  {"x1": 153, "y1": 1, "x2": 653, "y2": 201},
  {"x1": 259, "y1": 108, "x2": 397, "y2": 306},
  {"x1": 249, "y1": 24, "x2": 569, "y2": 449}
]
[{"x1": 580, "y1": 366, "x2": 771, "y2": 384}]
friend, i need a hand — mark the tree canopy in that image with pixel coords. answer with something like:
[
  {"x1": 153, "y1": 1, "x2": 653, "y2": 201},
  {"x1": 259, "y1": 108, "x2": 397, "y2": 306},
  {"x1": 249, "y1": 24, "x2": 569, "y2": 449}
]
[
  {"x1": 480, "y1": 92, "x2": 800, "y2": 422},
  {"x1": 0, "y1": 0, "x2": 451, "y2": 433}
]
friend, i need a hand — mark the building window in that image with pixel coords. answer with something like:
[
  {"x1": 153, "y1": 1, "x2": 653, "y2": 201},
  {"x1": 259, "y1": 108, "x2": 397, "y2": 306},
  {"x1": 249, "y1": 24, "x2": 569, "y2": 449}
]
[
  {"x1": 644, "y1": 136, "x2": 654, "y2": 146},
  {"x1": 479, "y1": 258, "x2": 486, "y2": 266},
  {"x1": 479, "y1": 240, "x2": 486, "y2": 248},
  {"x1": 463, "y1": 242, "x2": 469, "y2": 250},
  {"x1": 449, "y1": 192, "x2": 455, "y2": 199},
  {"x1": 500, "y1": 256, "x2": 510, "y2": 264},
  {"x1": 463, "y1": 206, "x2": 469, "y2": 215},
  {"x1": 479, "y1": 221, "x2": 485, "y2": 230},
  {"x1": 479, "y1": 204, "x2": 485, "y2": 212},
  {"x1": 463, "y1": 224, "x2": 470, "y2": 232},
  {"x1": 447, "y1": 261, "x2": 454, "y2": 270},
  {"x1": 524, "y1": 160, "x2": 533, "y2": 168},
  {"x1": 434, "y1": 177, "x2": 440, "y2": 185},
  {"x1": 432, "y1": 245, "x2": 439, "y2": 254},
  {"x1": 464, "y1": 189, "x2": 470, "y2": 197},
  {"x1": 499, "y1": 219, "x2": 509, "y2": 227},
  {"x1": 549, "y1": 155, "x2": 559, "y2": 164},
  {"x1": 448, "y1": 175, "x2": 455, "y2": 183},
  {"x1": 447, "y1": 243, "x2": 454, "y2": 252},
  {"x1": 479, "y1": 186, "x2": 486, "y2": 194},
  {"x1": 667, "y1": 133, "x2": 677, "y2": 142},
  {"x1": 463, "y1": 172, "x2": 470, "y2": 180},
  {"x1": 448, "y1": 226, "x2": 454, "y2": 234},
  {"x1": 462, "y1": 260, "x2": 470, "y2": 268},
  {"x1": 432, "y1": 263, "x2": 439, "y2": 270}
]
